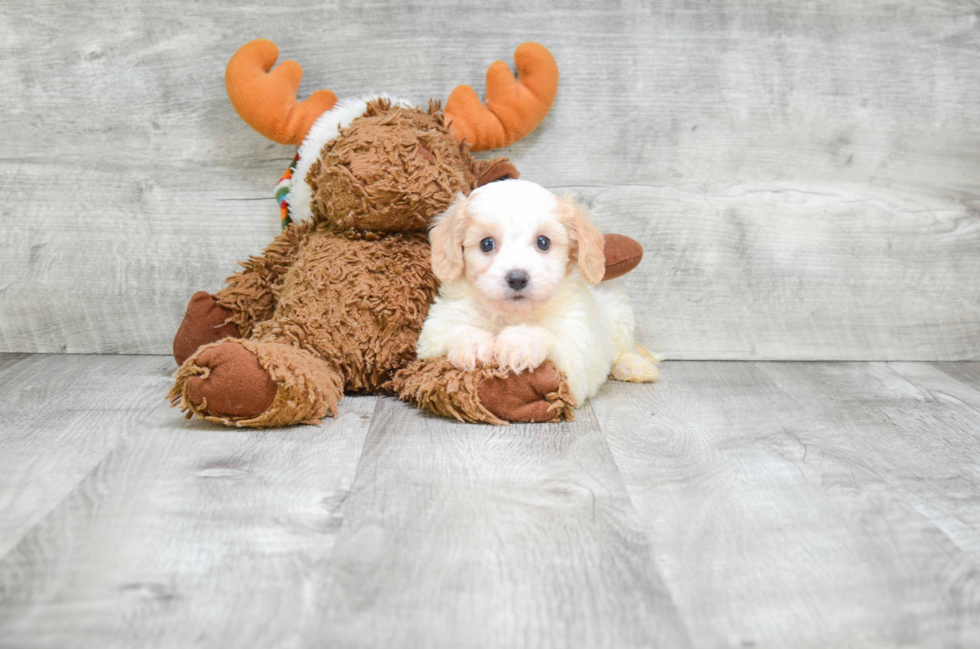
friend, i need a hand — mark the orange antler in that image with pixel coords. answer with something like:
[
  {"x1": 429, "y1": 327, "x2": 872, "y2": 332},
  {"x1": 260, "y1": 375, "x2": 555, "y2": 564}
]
[
  {"x1": 444, "y1": 43, "x2": 559, "y2": 152},
  {"x1": 225, "y1": 39, "x2": 337, "y2": 146}
]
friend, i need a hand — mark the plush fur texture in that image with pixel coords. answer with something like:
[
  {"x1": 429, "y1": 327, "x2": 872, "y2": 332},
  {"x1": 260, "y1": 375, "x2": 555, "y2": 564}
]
[
  {"x1": 306, "y1": 100, "x2": 478, "y2": 231},
  {"x1": 289, "y1": 95, "x2": 410, "y2": 225},
  {"x1": 171, "y1": 224, "x2": 438, "y2": 426},
  {"x1": 249, "y1": 226, "x2": 436, "y2": 392},
  {"x1": 417, "y1": 180, "x2": 659, "y2": 408}
]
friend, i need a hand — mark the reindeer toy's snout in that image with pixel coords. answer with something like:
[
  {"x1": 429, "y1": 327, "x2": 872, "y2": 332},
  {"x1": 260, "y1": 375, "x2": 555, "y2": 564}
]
[{"x1": 169, "y1": 39, "x2": 643, "y2": 427}]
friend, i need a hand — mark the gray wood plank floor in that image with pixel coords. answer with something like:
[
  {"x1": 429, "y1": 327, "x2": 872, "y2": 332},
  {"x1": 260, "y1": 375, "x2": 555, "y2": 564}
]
[{"x1": 2, "y1": 355, "x2": 980, "y2": 648}]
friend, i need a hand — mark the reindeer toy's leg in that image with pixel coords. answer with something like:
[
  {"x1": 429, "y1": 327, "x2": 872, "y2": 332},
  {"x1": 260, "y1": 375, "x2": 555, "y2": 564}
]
[
  {"x1": 170, "y1": 335, "x2": 344, "y2": 427},
  {"x1": 394, "y1": 359, "x2": 576, "y2": 424}
]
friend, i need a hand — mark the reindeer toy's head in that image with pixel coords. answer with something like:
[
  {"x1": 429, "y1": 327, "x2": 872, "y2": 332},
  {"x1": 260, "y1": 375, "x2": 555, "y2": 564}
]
[{"x1": 225, "y1": 39, "x2": 559, "y2": 232}]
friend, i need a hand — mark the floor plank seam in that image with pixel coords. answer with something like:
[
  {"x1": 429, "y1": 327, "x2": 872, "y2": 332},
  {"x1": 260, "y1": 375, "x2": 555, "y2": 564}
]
[
  {"x1": 587, "y1": 398, "x2": 698, "y2": 647},
  {"x1": 891, "y1": 363, "x2": 980, "y2": 421},
  {"x1": 314, "y1": 395, "x2": 385, "y2": 567}
]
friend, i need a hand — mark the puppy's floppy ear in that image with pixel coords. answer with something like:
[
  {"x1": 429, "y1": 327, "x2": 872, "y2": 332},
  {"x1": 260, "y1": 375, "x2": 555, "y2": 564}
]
[
  {"x1": 556, "y1": 195, "x2": 605, "y2": 285},
  {"x1": 430, "y1": 193, "x2": 469, "y2": 283}
]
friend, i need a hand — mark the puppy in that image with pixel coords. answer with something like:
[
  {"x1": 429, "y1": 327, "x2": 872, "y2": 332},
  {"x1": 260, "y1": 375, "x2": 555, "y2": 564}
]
[{"x1": 417, "y1": 179, "x2": 659, "y2": 409}]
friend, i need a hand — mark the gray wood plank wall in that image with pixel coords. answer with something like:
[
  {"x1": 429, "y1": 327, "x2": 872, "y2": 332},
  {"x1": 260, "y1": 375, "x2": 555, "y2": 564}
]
[{"x1": 2, "y1": 0, "x2": 978, "y2": 359}]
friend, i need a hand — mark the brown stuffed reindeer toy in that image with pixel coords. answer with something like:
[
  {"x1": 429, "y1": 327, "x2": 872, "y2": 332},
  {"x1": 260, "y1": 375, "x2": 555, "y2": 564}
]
[{"x1": 168, "y1": 39, "x2": 643, "y2": 427}]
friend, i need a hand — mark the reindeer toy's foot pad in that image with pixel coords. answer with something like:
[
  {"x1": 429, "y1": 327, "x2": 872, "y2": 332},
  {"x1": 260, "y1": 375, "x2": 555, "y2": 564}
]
[{"x1": 169, "y1": 339, "x2": 344, "y2": 428}]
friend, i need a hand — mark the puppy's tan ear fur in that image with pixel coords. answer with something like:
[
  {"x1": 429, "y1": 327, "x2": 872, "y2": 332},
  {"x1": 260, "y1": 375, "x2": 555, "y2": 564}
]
[
  {"x1": 557, "y1": 195, "x2": 606, "y2": 285},
  {"x1": 430, "y1": 194, "x2": 470, "y2": 283}
]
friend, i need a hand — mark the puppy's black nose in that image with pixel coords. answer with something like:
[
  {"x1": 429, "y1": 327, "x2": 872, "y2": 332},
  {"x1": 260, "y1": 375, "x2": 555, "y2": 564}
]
[{"x1": 506, "y1": 270, "x2": 529, "y2": 291}]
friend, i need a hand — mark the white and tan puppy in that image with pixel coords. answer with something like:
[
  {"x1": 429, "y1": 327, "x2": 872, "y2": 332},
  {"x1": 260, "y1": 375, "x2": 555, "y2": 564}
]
[{"x1": 417, "y1": 179, "x2": 659, "y2": 407}]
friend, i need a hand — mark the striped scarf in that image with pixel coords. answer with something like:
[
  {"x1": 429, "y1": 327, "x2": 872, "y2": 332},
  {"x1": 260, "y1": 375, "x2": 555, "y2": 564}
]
[{"x1": 275, "y1": 153, "x2": 300, "y2": 231}]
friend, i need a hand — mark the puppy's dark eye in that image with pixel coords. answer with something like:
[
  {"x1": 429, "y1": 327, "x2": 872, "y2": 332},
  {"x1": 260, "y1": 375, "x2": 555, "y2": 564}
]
[
  {"x1": 480, "y1": 237, "x2": 495, "y2": 253},
  {"x1": 536, "y1": 235, "x2": 551, "y2": 251}
]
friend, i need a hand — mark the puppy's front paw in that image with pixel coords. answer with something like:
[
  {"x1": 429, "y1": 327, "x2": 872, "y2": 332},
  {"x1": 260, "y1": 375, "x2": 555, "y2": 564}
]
[
  {"x1": 448, "y1": 331, "x2": 496, "y2": 371},
  {"x1": 494, "y1": 326, "x2": 551, "y2": 374}
]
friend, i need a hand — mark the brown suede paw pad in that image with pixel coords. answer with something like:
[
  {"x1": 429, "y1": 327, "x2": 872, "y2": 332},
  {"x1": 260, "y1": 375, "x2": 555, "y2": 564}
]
[
  {"x1": 173, "y1": 291, "x2": 240, "y2": 366},
  {"x1": 602, "y1": 234, "x2": 644, "y2": 281},
  {"x1": 478, "y1": 362, "x2": 576, "y2": 423},
  {"x1": 181, "y1": 342, "x2": 277, "y2": 419}
]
